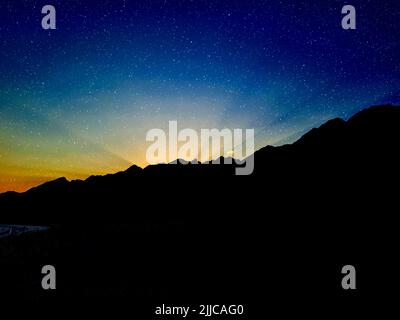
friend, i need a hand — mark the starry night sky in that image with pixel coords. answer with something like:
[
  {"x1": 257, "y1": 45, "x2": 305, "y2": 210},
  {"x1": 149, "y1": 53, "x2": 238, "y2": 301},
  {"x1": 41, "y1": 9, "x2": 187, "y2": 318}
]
[{"x1": 0, "y1": 0, "x2": 399, "y2": 192}]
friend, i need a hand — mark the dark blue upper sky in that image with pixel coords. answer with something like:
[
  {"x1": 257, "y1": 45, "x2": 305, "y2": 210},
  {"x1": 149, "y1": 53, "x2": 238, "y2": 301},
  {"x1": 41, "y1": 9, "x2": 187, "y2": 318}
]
[{"x1": 0, "y1": 0, "x2": 399, "y2": 191}]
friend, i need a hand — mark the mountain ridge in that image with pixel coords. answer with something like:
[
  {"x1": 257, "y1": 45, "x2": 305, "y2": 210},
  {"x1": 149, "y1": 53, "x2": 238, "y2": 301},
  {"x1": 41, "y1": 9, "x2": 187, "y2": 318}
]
[{"x1": 1, "y1": 104, "x2": 399, "y2": 197}]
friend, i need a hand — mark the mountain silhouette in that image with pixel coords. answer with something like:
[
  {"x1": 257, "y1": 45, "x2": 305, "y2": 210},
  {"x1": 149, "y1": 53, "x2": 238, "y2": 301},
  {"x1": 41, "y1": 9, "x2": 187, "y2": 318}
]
[
  {"x1": 0, "y1": 104, "x2": 399, "y2": 220},
  {"x1": 0, "y1": 105, "x2": 399, "y2": 307}
]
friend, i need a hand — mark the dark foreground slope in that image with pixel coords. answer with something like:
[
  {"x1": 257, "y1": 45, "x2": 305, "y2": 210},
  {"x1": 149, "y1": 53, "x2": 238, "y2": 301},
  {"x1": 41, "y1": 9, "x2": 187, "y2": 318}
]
[{"x1": 0, "y1": 105, "x2": 399, "y2": 316}]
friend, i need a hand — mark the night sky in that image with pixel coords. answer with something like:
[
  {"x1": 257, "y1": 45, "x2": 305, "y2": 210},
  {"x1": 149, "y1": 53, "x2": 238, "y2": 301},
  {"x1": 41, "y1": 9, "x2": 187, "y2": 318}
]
[{"x1": 1, "y1": 0, "x2": 399, "y2": 192}]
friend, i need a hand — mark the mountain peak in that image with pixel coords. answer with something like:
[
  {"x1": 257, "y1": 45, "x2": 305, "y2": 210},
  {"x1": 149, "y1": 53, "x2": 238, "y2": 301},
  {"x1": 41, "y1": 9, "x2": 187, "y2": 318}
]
[
  {"x1": 125, "y1": 164, "x2": 142, "y2": 174},
  {"x1": 26, "y1": 177, "x2": 69, "y2": 194},
  {"x1": 294, "y1": 117, "x2": 346, "y2": 146}
]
